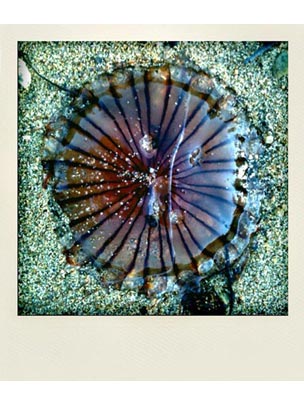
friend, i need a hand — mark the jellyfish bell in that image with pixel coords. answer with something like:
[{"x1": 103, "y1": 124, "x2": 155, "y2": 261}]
[{"x1": 43, "y1": 63, "x2": 262, "y2": 298}]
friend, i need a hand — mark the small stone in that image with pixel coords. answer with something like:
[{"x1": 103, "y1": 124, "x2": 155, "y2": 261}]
[
  {"x1": 265, "y1": 135, "x2": 274, "y2": 145},
  {"x1": 272, "y1": 51, "x2": 288, "y2": 79},
  {"x1": 18, "y1": 58, "x2": 31, "y2": 89},
  {"x1": 22, "y1": 135, "x2": 31, "y2": 142}
]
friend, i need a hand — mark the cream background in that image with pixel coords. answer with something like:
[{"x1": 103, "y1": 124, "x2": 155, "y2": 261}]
[{"x1": 0, "y1": 25, "x2": 301, "y2": 380}]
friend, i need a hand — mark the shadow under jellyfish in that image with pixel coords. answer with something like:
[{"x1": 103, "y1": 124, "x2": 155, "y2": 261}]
[{"x1": 43, "y1": 64, "x2": 262, "y2": 300}]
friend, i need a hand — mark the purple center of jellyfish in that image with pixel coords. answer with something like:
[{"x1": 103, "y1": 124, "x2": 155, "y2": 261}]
[{"x1": 48, "y1": 65, "x2": 240, "y2": 293}]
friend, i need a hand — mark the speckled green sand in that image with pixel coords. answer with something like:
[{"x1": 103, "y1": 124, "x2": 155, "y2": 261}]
[{"x1": 18, "y1": 41, "x2": 288, "y2": 315}]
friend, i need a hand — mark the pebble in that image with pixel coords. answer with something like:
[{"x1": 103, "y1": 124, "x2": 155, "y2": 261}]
[
  {"x1": 265, "y1": 135, "x2": 274, "y2": 145},
  {"x1": 18, "y1": 58, "x2": 31, "y2": 89},
  {"x1": 272, "y1": 50, "x2": 288, "y2": 79}
]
